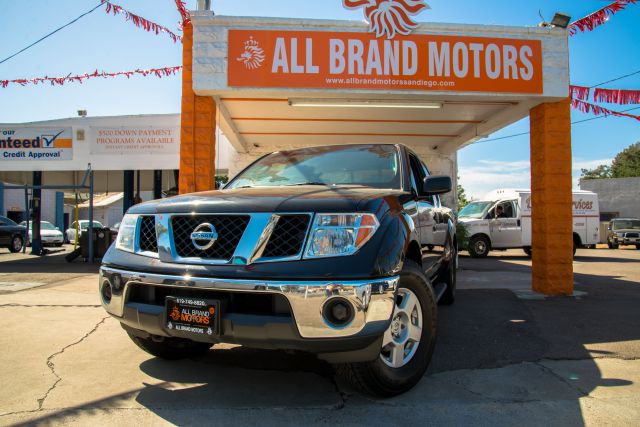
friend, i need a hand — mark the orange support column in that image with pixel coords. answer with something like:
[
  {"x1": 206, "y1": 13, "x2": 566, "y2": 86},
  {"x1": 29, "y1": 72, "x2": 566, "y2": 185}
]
[
  {"x1": 529, "y1": 98, "x2": 574, "y2": 296},
  {"x1": 179, "y1": 23, "x2": 216, "y2": 194}
]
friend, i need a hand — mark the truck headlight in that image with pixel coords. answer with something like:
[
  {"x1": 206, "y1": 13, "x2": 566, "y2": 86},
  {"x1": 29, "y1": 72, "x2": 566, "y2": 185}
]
[
  {"x1": 115, "y1": 214, "x2": 138, "y2": 253},
  {"x1": 304, "y1": 213, "x2": 379, "y2": 258}
]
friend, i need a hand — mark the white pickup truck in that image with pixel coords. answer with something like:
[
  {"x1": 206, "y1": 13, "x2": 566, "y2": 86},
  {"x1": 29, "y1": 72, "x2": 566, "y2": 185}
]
[{"x1": 458, "y1": 189, "x2": 600, "y2": 258}]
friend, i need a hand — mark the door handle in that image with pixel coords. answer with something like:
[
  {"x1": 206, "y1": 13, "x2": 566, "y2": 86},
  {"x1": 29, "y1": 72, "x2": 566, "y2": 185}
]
[{"x1": 517, "y1": 219, "x2": 521, "y2": 227}]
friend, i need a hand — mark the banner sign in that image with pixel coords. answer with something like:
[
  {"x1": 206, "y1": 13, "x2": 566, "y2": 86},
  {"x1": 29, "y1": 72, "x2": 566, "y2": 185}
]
[
  {"x1": 91, "y1": 127, "x2": 180, "y2": 155},
  {"x1": 0, "y1": 127, "x2": 73, "y2": 161},
  {"x1": 228, "y1": 30, "x2": 543, "y2": 94}
]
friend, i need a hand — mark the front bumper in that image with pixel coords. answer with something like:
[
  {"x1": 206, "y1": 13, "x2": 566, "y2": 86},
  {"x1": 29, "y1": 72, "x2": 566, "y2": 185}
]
[
  {"x1": 100, "y1": 266, "x2": 398, "y2": 355},
  {"x1": 613, "y1": 237, "x2": 639, "y2": 245}
]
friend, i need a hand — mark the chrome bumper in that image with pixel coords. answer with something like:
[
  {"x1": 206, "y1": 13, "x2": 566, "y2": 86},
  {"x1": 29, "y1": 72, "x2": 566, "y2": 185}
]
[{"x1": 99, "y1": 266, "x2": 398, "y2": 339}]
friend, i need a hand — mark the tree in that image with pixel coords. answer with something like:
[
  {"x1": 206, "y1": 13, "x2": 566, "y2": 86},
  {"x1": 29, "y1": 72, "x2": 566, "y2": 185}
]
[
  {"x1": 457, "y1": 177, "x2": 469, "y2": 211},
  {"x1": 580, "y1": 142, "x2": 640, "y2": 180},
  {"x1": 611, "y1": 142, "x2": 640, "y2": 178},
  {"x1": 581, "y1": 164, "x2": 612, "y2": 180}
]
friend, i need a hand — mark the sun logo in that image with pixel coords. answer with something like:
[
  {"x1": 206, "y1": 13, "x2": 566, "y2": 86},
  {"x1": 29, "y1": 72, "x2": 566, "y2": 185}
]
[
  {"x1": 343, "y1": 0, "x2": 430, "y2": 39},
  {"x1": 237, "y1": 37, "x2": 266, "y2": 70}
]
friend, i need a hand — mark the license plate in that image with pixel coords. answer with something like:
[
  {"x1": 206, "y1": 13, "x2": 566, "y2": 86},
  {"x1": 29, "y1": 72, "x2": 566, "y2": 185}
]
[{"x1": 165, "y1": 297, "x2": 219, "y2": 338}]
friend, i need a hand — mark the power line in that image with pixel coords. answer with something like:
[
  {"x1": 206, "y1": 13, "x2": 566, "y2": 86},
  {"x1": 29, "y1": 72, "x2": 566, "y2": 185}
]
[
  {"x1": 0, "y1": 2, "x2": 104, "y2": 66},
  {"x1": 474, "y1": 106, "x2": 640, "y2": 145},
  {"x1": 590, "y1": 69, "x2": 640, "y2": 89}
]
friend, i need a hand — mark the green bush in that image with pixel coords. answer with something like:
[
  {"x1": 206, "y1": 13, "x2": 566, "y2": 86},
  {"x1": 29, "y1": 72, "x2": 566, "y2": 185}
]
[{"x1": 456, "y1": 221, "x2": 469, "y2": 251}]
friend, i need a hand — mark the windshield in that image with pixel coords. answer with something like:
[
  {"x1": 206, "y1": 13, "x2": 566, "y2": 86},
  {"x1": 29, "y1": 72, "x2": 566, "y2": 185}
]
[
  {"x1": 613, "y1": 220, "x2": 640, "y2": 230},
  {"x1": 459, "y1": 201, "x2": 493, "y2": 219},
  {"x1": 40, "y1": 222, "x2": 57, "y2": 230},
  {"x1": 225, "y1": 145, "x2": 401, "y2": 190},
  {"x1": 80, "y1": 221, "x2": 103, "y2": 229}
]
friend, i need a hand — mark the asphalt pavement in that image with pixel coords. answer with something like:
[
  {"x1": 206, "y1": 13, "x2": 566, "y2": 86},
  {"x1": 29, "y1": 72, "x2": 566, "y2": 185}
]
[{"x1": 0, "y1": 245, "x2": 638, "y2": 426}]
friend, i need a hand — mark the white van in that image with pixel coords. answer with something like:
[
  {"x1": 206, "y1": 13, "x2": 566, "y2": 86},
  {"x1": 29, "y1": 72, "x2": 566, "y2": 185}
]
[{"x1": 458, "y1": 189, "x2": 600, "y2": 258}]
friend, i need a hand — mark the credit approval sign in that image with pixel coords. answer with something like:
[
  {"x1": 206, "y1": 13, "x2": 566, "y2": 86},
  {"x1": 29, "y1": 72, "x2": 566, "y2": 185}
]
[
  {"x1": 0, "y1": 127, "x2": 73, "y2": 161},
  {"x1": 228, "y1": 30, "x2": 543, "y2": 94}
]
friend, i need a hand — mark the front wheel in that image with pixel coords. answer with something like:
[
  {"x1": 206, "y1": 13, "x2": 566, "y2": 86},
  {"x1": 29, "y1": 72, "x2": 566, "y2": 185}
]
[
  {"x1": 9, "y1": 235, "x2": 23, "y2": 253},
  {"x1": 608, "y1": 240, "x2": 619, "y2": 249},
  {"x1": 468, "y1": 235, "x2": 490, "y2": 258},
  {"x1": 337, "y1": 260, "x2": 436, "y2": 397},
  {"x1": 523, "y1": 247, "x2": 532, "y2": 257},
  {"x1": 126, "y1": 332, "x2": 212, "y2": 360}
]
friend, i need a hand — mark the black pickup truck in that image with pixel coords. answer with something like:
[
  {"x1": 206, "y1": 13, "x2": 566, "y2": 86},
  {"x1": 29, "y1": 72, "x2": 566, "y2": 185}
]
[{"x1": 100, "y1": 144, "x2": 457, "y2": 396}]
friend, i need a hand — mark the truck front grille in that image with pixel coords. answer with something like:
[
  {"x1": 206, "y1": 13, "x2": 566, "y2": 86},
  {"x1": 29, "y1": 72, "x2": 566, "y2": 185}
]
[
  {"x1": 139, "y1": 216, "x2": 158, "y2": 253},
  {"x1": 262, "y1": 214, "x2": 311, "y2": 258},
  {"x1": 171, "y1": 215, "x2": 250, "y2": 260},
  {"x1": 626, "y1": 233, "x2": 639, "y2": 238}
]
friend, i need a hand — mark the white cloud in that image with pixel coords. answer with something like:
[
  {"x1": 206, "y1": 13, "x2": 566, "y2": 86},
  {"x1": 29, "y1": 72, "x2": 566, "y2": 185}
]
[
  {"x1": 459, "y1": 158, "x2": 613, "y2": 199},
  {"x1": 572, "y1": 158, "x2": 613, "y2": 171},
  {"x1": 459, "y1": 160, "x2": 530, "y2": 199}
]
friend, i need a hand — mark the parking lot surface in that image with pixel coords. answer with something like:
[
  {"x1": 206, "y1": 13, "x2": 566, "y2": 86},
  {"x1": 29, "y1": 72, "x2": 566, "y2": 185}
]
[{"x1": 0, "y1": 246, "x2": 638, "y2": 426}]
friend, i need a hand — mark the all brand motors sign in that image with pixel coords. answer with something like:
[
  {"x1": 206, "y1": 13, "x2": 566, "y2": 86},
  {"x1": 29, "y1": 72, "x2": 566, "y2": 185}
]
[
  {"x1": 228, "y1": 29, "x2": 543, "y2": 94},
  {"x1": 0, "y1": 128, "x2": 73, "y2": 161}
]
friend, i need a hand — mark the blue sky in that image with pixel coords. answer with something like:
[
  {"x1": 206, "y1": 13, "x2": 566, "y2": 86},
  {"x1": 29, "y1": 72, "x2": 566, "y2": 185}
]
[{"x1": 1, "y1": 0, "x2": 638, "y2": 198}]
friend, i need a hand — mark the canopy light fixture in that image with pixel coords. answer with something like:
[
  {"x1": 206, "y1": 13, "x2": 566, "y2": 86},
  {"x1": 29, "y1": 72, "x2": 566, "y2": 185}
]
[
  {"x1": 550, "y1": 12, "x2": 571, "y2": 29},
  {"x1": 288, "y1": 99, "x2": 443, "y2": 109}
]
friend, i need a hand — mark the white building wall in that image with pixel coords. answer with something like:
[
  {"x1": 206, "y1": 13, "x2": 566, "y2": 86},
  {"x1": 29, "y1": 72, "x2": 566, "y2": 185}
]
[
  {"x1": 580, "y1": 177, "x2": 640, "y2": 218},
  {"x1": 2, "y1": 184, "x2": 57, "y2": 224}
]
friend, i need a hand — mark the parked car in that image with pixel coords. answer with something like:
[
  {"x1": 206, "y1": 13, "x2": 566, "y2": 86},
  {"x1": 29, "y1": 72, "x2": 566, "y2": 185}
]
[
  {"x1": 0, "y1": 216, "x2": 27, "y2": 253},
  {"x1": 99, "y1": 144, "x2": 457, "y2": 397},
  {"x1": 65, "y1": 220, "x2": 105, "y2": 245},
  {"x1": 18, "y1": 221, "x2": 64, "y2": 247},
  {"x1": 607, "y1": 218, "x2": 640, "y2": 249},
  {"x1": 458, "y1": 189, "x2": 600, "y2": 258}
]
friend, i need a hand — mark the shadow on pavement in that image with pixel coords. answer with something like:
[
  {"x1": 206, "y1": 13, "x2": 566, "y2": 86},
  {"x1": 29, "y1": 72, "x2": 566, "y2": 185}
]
[
  {"x1": 0, "y1": 248, "x2": 99, "y2": 275},
  {"x1": 9, "y1": 252, "x2": 640, "y2": 426}
]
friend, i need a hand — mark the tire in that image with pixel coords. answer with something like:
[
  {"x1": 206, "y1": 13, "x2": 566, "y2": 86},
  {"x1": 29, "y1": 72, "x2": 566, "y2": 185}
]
[
  {"x1": 468, "y1": 235, "x2": 490, "y2": 258},
  {"x1": 426, "y1": 245, "x2": 435, "y2": 252},
  {"x1": 636, "y1": 245, "x2": 640, "y2": 250},
  {"x1": 523, "y1": 247, "x2": 532, "y2": 257},
  {"x1": 9, "y1": 235, "x2": 23, "y2": 253},
  {"x1": 126, "y1": 332, "x2": 212, "y2": 360},
  {"x1": 439, "y1": 243, "x2": 457, "y2": 306},
  {"x1": 337, "y1": 260, "x2": 437, "y2": 397},
  {"x1": 54, "y1": 243, "x2": 63, "y2": 247},
  {"x1": 608, "y1": 240, "x2": 619, "y2": 249}
]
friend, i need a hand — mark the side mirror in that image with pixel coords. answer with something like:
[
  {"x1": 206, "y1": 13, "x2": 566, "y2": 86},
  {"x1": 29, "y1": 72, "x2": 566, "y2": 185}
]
[{"x1": 422, "y1": 175, "x2": 452, "y2": 196}]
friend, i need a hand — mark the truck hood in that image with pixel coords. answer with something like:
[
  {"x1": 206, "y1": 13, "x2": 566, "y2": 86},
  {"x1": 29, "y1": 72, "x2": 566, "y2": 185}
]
[{"x1": 128, "y1": 185, "x2": 409, "y2": 215}]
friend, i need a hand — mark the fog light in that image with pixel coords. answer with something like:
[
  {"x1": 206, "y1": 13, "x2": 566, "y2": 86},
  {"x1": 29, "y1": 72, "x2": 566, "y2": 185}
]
[
  {"x1": 322, "y1": 298, "x2": 355, "y2": 328},
  {"x1": 101, "y1": 280, "x2": 112, "y2": 304}
]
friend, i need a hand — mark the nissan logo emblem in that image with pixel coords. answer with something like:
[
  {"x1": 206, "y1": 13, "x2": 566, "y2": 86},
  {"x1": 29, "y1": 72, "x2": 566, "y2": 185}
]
[{"x1": 190, "y1": 223, "x2": 219, "y2": 250}]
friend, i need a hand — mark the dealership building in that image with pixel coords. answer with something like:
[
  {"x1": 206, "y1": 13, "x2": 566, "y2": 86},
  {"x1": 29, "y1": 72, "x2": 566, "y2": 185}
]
[{"x1": 0, "y1": 113, "x2": 234, "y2": 229}]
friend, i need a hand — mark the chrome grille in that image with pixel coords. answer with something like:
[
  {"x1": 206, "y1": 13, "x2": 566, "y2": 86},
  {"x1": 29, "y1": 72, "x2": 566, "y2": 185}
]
[
  {"x1": 139, "y1": 216, "x2": 158, "y2": 253},
  {"x1": 171, "y1": 215, "x2": 250, "y2": 260},
  {"x1": 626, "y1": 232, "x2": 639, "y2": 238},
  {"x1": 262, "y1": 215, "x2": 311, "y2": 258}
]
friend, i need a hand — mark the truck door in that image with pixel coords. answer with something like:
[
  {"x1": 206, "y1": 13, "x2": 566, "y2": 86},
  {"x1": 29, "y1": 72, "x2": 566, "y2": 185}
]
[
  {"x1": 407, "y1": 153, "x2": 440, "y2": 275},
  {"x1": 489, "y1": 200, "x2": 522, "y2": 248}
]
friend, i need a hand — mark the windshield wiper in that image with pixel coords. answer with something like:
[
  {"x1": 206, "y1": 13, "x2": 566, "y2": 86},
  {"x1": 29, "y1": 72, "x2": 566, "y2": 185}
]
[{"x1": 285, "y1": 182, "x2": 331, "y2": 187}]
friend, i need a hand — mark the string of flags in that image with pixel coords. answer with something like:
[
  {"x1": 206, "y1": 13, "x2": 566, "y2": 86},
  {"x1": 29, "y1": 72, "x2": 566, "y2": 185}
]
[
  {"x1": 571, "y1": 98, "x2": 640, "y2": 122},
  {"x1": 0, "y1": 66, "x2": 182, "y2": 88},
  {"x1": 102, "y1": 1, "x2": 182, "y2": 43},
  {"x1": 569, "y1": 0, "x2": 638, "y2": 36}
]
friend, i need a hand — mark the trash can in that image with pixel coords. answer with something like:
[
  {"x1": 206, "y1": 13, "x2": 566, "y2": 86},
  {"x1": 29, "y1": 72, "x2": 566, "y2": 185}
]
[{"x1": 80, "y1": 227, "x2": 113, "y2": 259}]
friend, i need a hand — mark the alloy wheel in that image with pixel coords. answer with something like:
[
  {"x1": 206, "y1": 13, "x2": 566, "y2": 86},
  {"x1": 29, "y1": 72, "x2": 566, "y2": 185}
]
[{"x1": 380, "y1": 288, "x2": 423, "y2": 368}]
